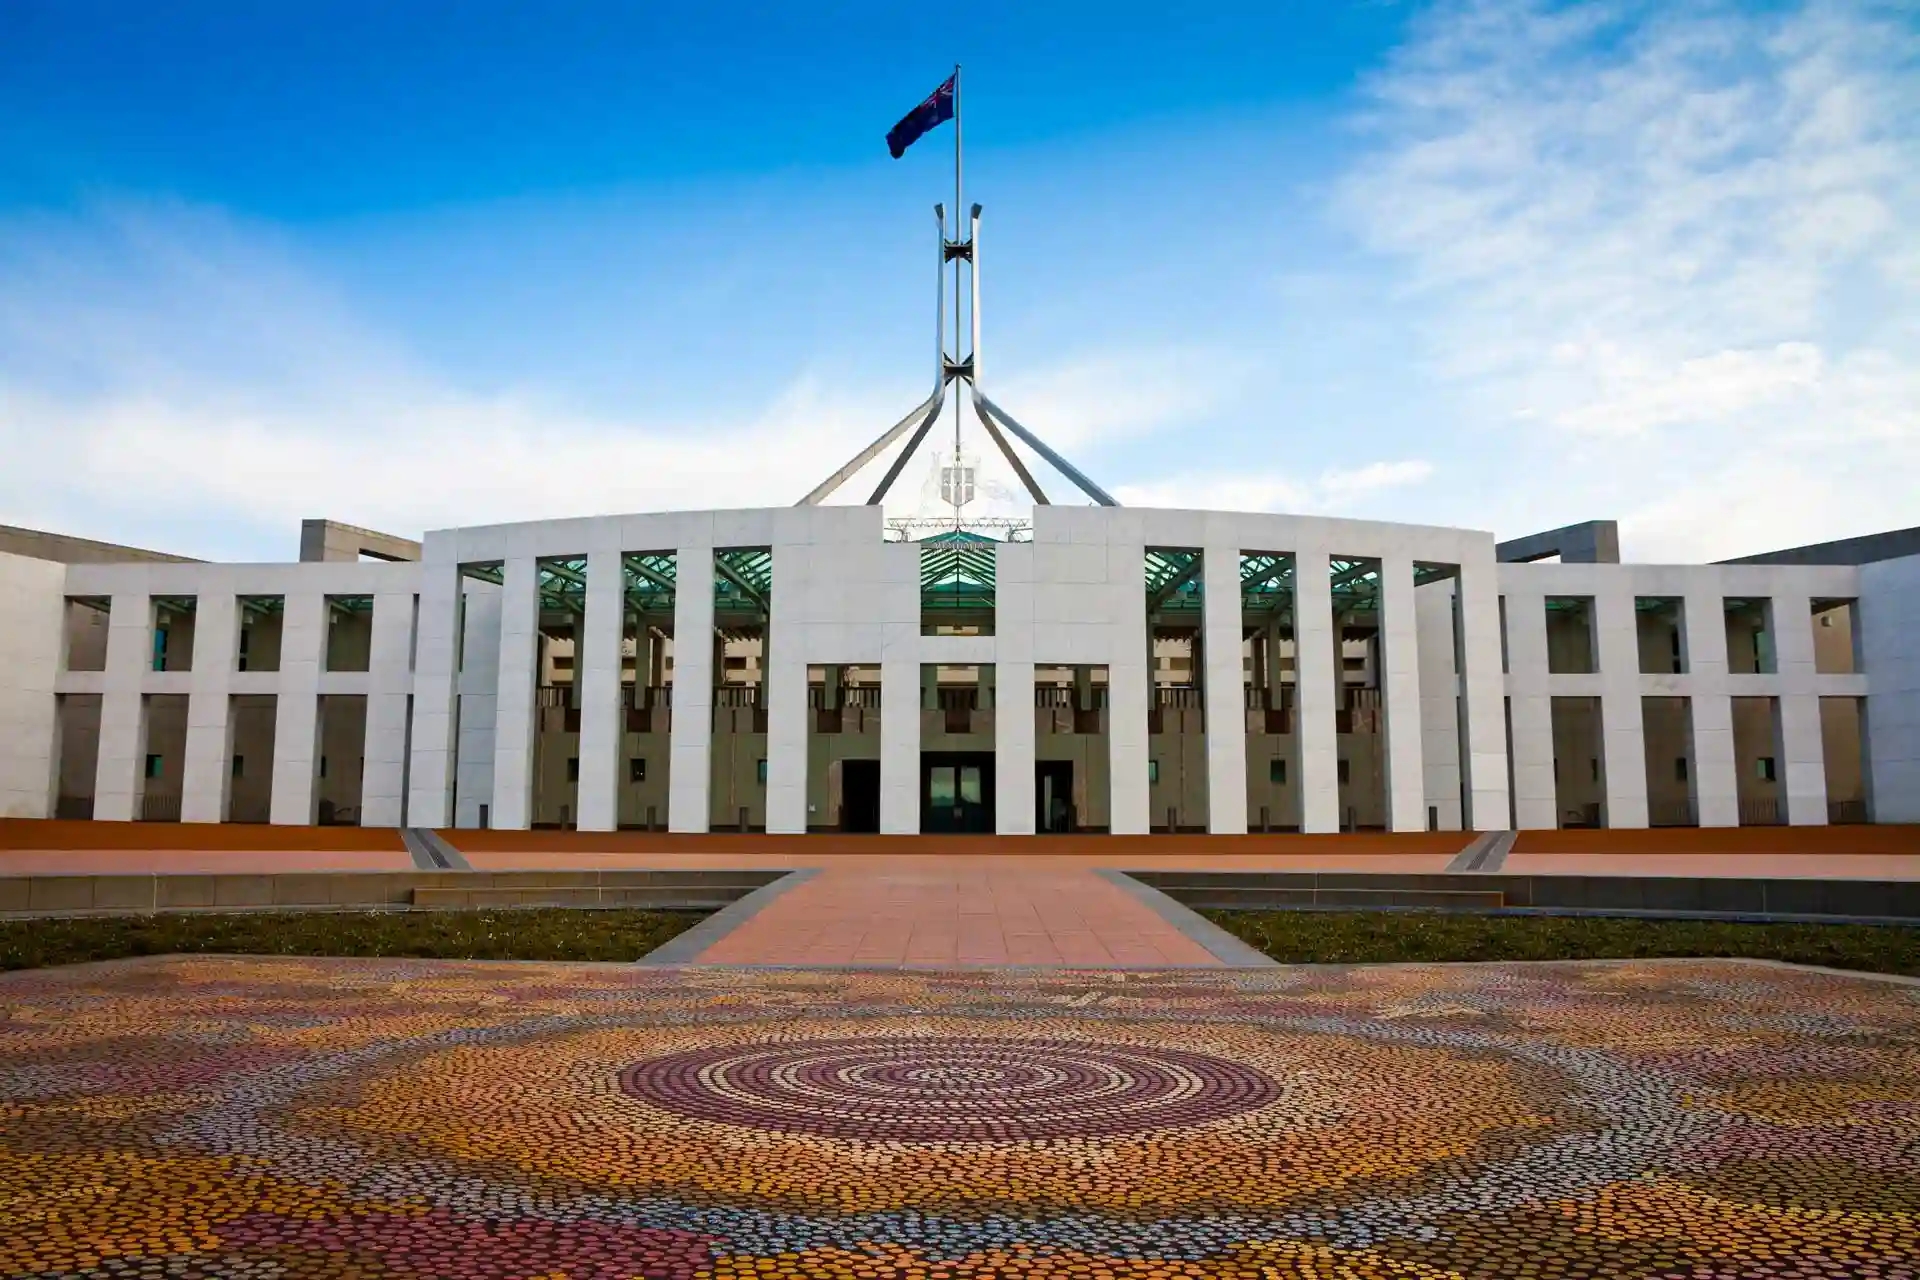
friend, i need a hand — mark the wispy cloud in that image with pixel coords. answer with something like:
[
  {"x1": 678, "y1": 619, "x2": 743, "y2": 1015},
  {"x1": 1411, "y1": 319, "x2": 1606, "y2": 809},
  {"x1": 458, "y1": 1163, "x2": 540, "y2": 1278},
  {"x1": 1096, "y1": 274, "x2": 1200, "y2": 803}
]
[
  {"x1": 0, "y1": 203, "x2": 1240, "y2": 557},
  {"x1": 1336, "y1": 0, "x2": 1920, "y2": 560},
  {"x1": 1114, "y1": 458, "x2": 1434, "y2": 514}
]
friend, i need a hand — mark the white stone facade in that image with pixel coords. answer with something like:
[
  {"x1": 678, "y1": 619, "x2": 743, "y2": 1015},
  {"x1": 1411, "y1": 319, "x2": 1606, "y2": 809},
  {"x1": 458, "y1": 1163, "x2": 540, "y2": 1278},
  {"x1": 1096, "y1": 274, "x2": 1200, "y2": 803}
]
[{"x1": 0, "y1": 505, "x2": 1909, "y2": 832}]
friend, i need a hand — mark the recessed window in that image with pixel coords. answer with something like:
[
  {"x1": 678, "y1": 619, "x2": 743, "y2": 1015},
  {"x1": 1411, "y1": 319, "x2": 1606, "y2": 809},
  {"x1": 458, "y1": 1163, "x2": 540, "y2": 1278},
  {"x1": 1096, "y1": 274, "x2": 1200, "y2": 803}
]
[
  {"x1": 1148, "y1": 760, "x2": 1160, "y2": 785},
  {"x1": 1675, "y1": 757, "x2": 1688, "y2": 782},
  {"x1": 1337, "y1": 759, "x2": 1350, "y2": 785},
  {"x1": 318, "y1": 756, "x2": 328, "y2": 778},
  {"x1": 1757, "y1": 757, "x2": 1777, "y2": 782},
  {"x1": 232, "y1": 755, "x2": 244, "y2": 778},
  {"x1": 1591, "y1": 758, "x2": 1599, "y2": 782},
  {"x1": 566, "y1": 757, "x2": 580, "y2": 782},
  {"x1": 629, "y1": 758, "x2": 646, "y2": 783},
  {"x1": 1269, "y1": 758, "x2": 1287, "y2": 784},
  {"x1": 144, "y1": 754, "x2": 163, "y2": 779},
  {"x1": 756, "y1": 759, "x2": 768, "y2": 785}
]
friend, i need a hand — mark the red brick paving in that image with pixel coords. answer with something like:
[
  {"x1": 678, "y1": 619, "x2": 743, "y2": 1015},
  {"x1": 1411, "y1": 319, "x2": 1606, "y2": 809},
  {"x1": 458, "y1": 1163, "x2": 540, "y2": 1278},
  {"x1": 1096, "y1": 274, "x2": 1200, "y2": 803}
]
[{"x1": 692, "y1": 858, "x2": 1222, "y2": 967}]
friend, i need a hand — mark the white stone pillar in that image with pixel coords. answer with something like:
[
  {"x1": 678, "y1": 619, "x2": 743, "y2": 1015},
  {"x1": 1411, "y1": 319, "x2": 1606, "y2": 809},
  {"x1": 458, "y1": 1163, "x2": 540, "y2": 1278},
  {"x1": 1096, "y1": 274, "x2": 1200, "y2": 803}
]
[
  {"x1": 92, "y1": 592, "x2": 152, "y2": 821},
  {"x1": 1379, "y1": 554, "x2": 1427, "y2": 832},
  {"x1": 1502, "y1": 585, "x2": 1556, "y2": 829},
  {"x1": 879, "y1": 648, "x2": 919, "y2": 834},
  {"x1": 1682, "y1": 587, "x2": 1738, "y2": 827},
  {"x1": 359, "y1": 589, "x2": 415, "y2": 828},
  {"x1": 1594, "y1": 582, "x2": 1649, "y2": 828},
  {"x1": 669, "y1": 544, "x2": 715, "y2": 832},
  {"x1": 1779, "y1": 694, "x2": 1828, "y2": 825},
  {"x1": 996, "y1": 659, "x2": 1036, "y2": 834},
  {"x1": 407, "y1": 560, "x2": 463, "y2": 829},
  {"x1": 575, "y1": 546, "x2": 625, "y2": 832},
  {"x1": 764, "y1": 546, "x2": 807, "y2": 835},
  {"x1": 0, "y1": 552, "x2": 63, "y2": 820},
  {"x1": 1108, "y1": 539, "x2": 1151, "y2": 836},
  {"x1": 180, "y1": 591, "x2": 237, "y2": 823},
  {"x1": 488, "y1": 556, "x2": 539, "y2": 830},
  {"x1": 269, "y1": 592, "x2": 324, "y2": 825},
  {"x1": 452, "y1": 582, "x2": 502, "y2": 827},
  {"x1": 1294, "y1": 548, "x2": 1340, "y2": 833},
  {"x1": 1456, "y1": 550, "x2": 1512, "y2": 830},
  {"x1": 1202, "y1": 546, "x2": 1248, "y2": 833},
  {"x1": 1770, "y1": 590, "x2": 1828, "y2": 825},
  {"x1": 1415, "y1": 580, "x2": 1463, "y2": 830}
]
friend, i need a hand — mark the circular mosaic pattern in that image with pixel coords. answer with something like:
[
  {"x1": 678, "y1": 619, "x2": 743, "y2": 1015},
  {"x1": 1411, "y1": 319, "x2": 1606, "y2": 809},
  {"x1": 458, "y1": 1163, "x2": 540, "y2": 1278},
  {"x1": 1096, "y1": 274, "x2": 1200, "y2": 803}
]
[{"x1": 619, "y1": 1035, "x2": 1284, "y2": 1140}]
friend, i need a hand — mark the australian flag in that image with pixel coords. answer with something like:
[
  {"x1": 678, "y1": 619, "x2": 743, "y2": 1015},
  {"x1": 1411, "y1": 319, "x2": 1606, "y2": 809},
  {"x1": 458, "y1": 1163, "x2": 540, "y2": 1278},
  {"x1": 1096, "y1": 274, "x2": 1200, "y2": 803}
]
[{"x1": 886, "y1": 73, "x2": 956, "y2": 159}]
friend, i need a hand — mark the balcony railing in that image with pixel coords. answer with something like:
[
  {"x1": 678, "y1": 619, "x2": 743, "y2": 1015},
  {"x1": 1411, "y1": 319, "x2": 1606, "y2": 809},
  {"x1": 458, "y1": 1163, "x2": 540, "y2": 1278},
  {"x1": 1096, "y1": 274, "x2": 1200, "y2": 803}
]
[
  {"x1": 1827, "y1": 798, "x2": 1869, "y2": 825},
  {"x1": 138, "y1": 792, "x2": 182, "y2": 823},
  {"x1": 1738, "y1": 798, "x2": 1784, "y2": 826}
]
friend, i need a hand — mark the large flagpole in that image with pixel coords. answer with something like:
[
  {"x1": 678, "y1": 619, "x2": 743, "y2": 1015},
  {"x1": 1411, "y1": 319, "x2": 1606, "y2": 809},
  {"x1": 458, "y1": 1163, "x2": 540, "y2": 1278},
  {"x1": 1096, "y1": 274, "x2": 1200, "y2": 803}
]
[{"x1": 951, "y1": 62, "x2": 964, "y2": 532}]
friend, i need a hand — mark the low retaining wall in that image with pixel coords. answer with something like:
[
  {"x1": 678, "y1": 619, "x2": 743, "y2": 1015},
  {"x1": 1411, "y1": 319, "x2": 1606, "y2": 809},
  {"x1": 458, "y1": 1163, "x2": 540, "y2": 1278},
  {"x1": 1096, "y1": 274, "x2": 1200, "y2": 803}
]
[
  {"x1": 0, "y1": 869, "x2": 788, "y2": 918},
  {"x1": 1128, "y1": 870, "x2": 1920, "y2": 924}
]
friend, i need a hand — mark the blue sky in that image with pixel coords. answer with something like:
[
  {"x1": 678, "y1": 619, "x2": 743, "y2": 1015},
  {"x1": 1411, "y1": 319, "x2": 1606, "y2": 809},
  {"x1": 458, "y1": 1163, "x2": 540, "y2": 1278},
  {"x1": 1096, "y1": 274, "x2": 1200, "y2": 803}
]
[{"x1": 2, "y1": 0, "x2": 1915, "y2": 562}]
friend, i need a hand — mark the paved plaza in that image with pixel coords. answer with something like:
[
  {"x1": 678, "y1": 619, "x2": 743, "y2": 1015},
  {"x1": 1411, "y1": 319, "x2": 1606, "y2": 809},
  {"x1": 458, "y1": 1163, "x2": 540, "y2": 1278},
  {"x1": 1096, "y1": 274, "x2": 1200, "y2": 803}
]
[{"x1": 3, "y1": 954, "x2": 1918, "y2": 1278}]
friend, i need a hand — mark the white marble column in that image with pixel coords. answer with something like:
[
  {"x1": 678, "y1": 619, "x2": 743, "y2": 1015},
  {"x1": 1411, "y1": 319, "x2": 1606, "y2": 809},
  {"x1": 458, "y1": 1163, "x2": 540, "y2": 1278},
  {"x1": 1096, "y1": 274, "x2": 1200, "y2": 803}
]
[
  {"x1": 1455, "y1": 550, "x2": 1513, "y2": 830},
  {"x1": 92, "y1": 593, "x2": 152, "y2": 821},
  {"x1": 995, "y1": 659, "x2": 1036, "y2": 834},
  {"x1": 406, "y1": 561, "x2": 464, "y2": 829},
  {"x1": 1415, "y1": 580, "x2": 1463, "y2": 830},
  {"x1": 180, "y1": 592, "x2": 237, "y2": 823},
  {"x1": 1594, "y1": 582, "x2": 1650, "y2": 828},
  {"x1": 1201, "y1": 546, "x2": 1249, "y2": 833},
  {"x1": 1107, "y1": 538, "x2": 1151, "y2": 836},
  {"x1": 1502, "y1": 585, "x2": 1556, "y2": 829},
  {"x1": 575, "y1": 546, "x2": 625, "y2": 832},
  {"x1": 1379, "y1": 555, "x2": 1427, "y2": 832},
  {"x1": 1293, "y1": 548, "x2": 1340, "y2": 834},
  {"x1": 1779, "y1": 692, "x2": 1828, "y2": 825},
  {"x1": 669, "y1": 544, "x2": 715, "y2": 833},
  {"x1": 1682, "y1": 587, "x2": 1738, "y2": 827},
  {"x1": 994, "y1": 543, "x2": 1036, "y2": 835},
  {"x1": 488, "y1": 557, "x2": 539, "y2": 830},
  {"x1": 1769, "y1": 590, "x2": 1828, "y2": 825},
  {"x1": 359, "y1": 589, "x2": 415, "y2": 828},
  {"x1": 452, "y1": 581, "x2": 502, "y2": 827},
  {"x1": 269, "y1": 592, "x2": 325, "y2": 825},
  {"x1": 764, "y1": 546, "x2": 807, "y2": 835}
]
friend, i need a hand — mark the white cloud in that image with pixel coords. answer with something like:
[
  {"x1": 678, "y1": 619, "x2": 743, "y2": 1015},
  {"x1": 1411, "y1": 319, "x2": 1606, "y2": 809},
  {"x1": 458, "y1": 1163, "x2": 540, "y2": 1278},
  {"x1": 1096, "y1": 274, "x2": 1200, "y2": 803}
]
[
  {"x1": 0, "y1": 204, "x2": 1235, "y2": 558},
  {"x1": 1337, "y1": 0, "x2": 1920, "y2": 560},
  {"x1": 1114, "y1": 458, "x2": 1434, "y2": 514}
]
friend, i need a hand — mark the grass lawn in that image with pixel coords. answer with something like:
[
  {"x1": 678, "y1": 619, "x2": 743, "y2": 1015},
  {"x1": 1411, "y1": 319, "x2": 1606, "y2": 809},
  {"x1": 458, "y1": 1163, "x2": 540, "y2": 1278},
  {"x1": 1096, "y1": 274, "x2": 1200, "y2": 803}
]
[
  {"x1": 0, "y1": 908, "x2": 706, "y2": 973},
  {"x1": 1205, "y1": 909, "x2": 1920, "y2": 977}
]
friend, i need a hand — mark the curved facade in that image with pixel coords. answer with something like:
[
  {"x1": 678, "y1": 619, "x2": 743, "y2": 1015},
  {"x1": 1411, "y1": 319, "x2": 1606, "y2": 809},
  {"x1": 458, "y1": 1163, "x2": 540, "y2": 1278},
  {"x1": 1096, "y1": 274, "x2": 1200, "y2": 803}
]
[{"x1": 3, "y1": 503, "x2": 1914, "y2": 832}]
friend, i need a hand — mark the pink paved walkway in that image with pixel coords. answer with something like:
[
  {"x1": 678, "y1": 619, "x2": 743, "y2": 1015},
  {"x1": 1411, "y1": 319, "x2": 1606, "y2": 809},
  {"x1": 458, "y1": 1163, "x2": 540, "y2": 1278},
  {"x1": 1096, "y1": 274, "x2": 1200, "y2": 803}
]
[{"x1": 692, "y1": 858, "x2": 1222, "y2": 967}]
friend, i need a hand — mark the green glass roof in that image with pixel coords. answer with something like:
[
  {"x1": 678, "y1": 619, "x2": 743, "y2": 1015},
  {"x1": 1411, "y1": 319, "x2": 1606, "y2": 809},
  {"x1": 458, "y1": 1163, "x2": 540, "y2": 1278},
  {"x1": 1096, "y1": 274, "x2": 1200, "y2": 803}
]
[{"x1": 920, "y1": 530, "x2": 997, "y2": 612}]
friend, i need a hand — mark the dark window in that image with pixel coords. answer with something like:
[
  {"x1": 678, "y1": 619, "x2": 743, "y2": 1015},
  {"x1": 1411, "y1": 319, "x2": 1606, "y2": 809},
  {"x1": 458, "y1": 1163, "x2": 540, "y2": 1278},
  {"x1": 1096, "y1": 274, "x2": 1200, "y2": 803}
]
[
  {"x1": 1591, "y1": 758, "x2": 1599, "y2": 782},
  {"x1": 628, "y1": 757, "x2": 646, "y2": 783},
  {"x1": 755, "y1": 758, "x2": 768, "y2": 784},
  {"x1": 566, "y1": 757, "x2": 580, "y2": 782},
  {"x1": 1757, "y1": 757, "x2": 1776, "y2": 782},
  {"x1": 1337, "y1": 759, "x2": 1350, "y2": 785},
  {"x1": 318, "y1": 756, "x2": 327, "y2": 778},
  {"x1": 144, "y1": 754, "x2": 163, "y2": 779},
  {"x1": 232, "y1": 755, "x2": 244, "y2": 778},
  {"x1": 1148, "y1": 760, "x2": 1160, "y2": 784},
  {"x1": 1675, "y1": 757, "x2": 1688, "y2": 782},
  {"x1": 1269, "y1": 758, "x2": 1286, "y2": 784}
]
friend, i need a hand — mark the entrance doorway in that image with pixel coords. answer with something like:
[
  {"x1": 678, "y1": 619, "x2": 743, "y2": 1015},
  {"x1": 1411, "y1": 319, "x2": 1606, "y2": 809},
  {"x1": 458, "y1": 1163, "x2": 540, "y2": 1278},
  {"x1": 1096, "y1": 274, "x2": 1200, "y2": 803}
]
[
  {"x1": 1036, "y1": 760, "x2": 1074, "y2": 833},
  {"x1": 921, "y1": 752, "x2": 994, "y2": 833},
  {"x1": 840, "y1": 759, "x2": 881, "y2": 832}
]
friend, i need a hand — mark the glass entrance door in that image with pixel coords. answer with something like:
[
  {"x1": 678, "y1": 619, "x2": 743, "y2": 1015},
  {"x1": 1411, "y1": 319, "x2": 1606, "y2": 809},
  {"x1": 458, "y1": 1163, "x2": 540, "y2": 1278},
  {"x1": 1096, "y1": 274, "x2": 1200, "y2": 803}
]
[{"x1": 921, "y1": 753, "x2": 994, "y2": 832}]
